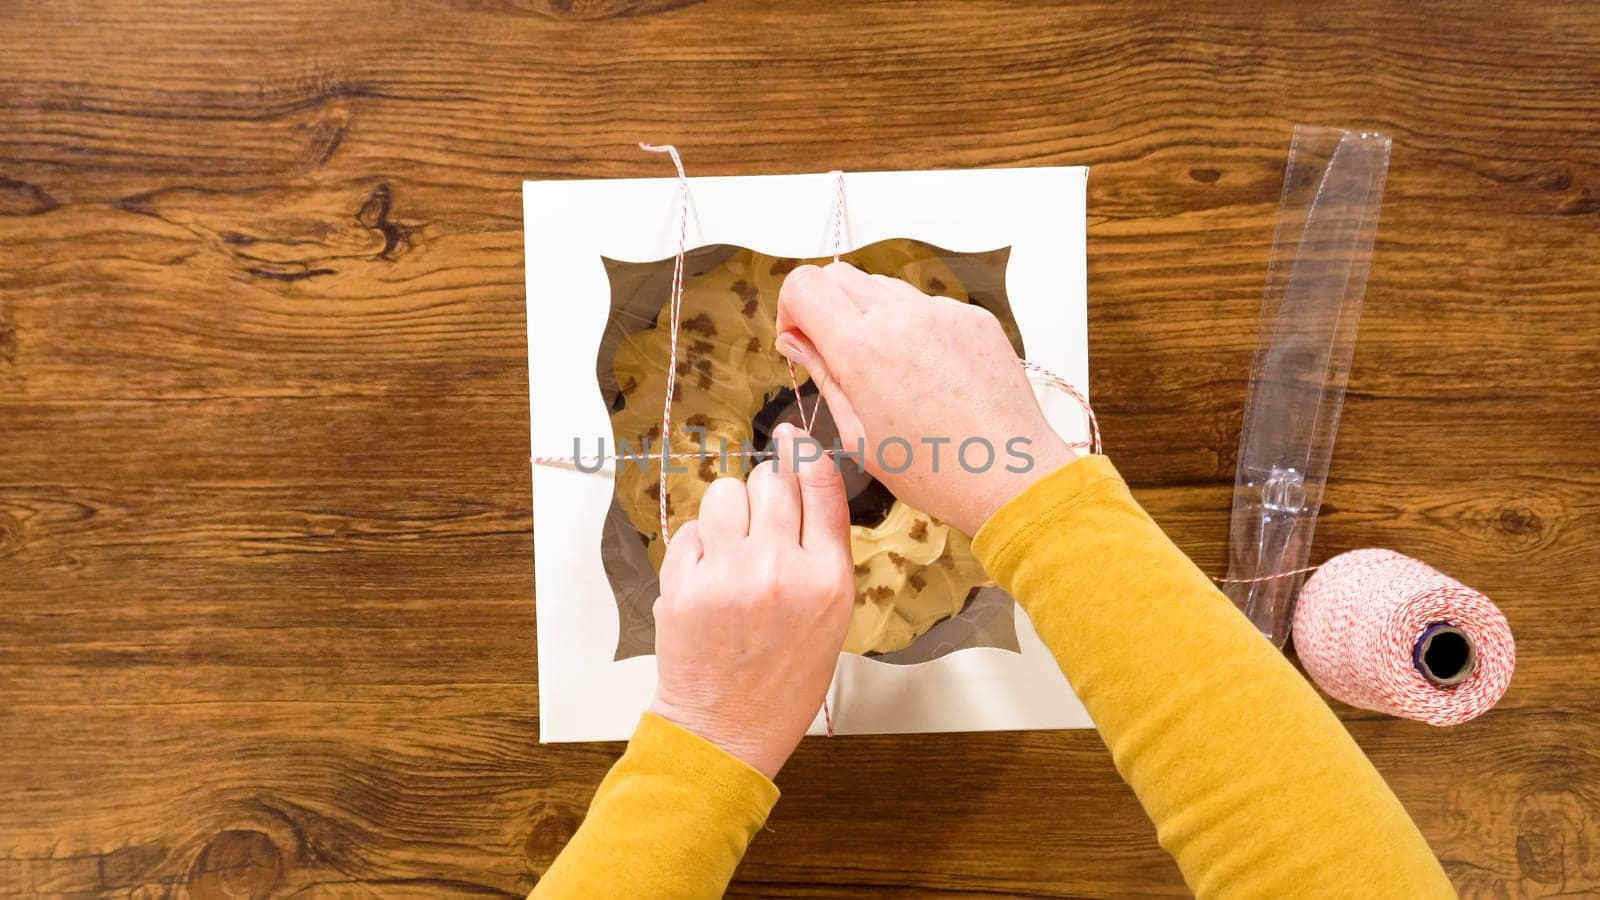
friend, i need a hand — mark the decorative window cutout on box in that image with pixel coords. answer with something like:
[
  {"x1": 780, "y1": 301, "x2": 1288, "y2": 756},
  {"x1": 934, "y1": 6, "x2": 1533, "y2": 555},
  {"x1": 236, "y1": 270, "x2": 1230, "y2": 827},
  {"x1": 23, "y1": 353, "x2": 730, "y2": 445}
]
[{"x1": 595, "y1": 240, "x2": 1023, "y2": 664}]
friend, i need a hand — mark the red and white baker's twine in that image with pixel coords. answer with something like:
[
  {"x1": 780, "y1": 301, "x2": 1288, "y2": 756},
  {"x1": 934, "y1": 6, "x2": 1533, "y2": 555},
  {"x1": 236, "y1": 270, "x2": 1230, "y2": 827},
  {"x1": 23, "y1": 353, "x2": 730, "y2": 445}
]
[
  {"x1": 1212, "y1": 565, "x2": 1322, "y2": 586},
  {"x1": 1291, "y1": 549, "x2": 1514, "y2": 726},
  {"x1": 1211, "y1": 555, "x2": 1512, "y2": 724},
  {"x1": 781, "y1": 169, "x2": 846, "y2": 436},
  {"x1": 637, "y1": 143, "x2": 691, "y2": 545}
]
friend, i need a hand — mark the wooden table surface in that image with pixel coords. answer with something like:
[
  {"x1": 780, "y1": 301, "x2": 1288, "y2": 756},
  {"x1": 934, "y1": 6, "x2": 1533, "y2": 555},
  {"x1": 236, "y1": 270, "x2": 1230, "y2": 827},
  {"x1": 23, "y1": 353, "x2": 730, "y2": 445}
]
[{"x1": 4, "y1": 1, "x2": 1598, "y2": 896}]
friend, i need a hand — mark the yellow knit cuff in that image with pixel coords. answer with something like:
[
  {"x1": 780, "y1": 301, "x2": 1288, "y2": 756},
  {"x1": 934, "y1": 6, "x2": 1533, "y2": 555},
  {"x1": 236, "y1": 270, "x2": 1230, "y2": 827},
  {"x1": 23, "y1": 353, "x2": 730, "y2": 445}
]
[
  {"x1": 628, "y1": 713, "x2": 781, "y2": 816},
  {"x1": 973, "y1": 454, "x2": 1129, "y2": 576}
]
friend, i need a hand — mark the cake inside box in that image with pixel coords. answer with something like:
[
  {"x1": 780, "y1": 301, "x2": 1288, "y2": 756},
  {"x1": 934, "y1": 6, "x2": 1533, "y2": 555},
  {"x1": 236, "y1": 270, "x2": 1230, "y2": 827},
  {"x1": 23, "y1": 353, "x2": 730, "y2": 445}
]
[{"x1": 595, "y1": 239, "x2": 1024, "y2": 663}]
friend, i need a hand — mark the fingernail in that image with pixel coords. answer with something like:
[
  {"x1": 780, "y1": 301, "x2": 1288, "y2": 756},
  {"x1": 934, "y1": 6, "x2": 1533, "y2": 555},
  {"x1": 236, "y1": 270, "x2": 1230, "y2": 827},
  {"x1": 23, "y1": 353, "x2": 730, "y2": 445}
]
[{"x1": 775, "y1": 333, "x2": 800, "y2": 358}]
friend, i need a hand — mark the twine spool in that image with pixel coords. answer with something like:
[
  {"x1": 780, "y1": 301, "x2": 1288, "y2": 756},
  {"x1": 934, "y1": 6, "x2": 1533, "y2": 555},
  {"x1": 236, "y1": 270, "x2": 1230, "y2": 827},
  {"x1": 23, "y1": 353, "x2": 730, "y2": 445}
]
[{"x1": 1291, "y1": 549, "x2": 1514, "y2": 726}]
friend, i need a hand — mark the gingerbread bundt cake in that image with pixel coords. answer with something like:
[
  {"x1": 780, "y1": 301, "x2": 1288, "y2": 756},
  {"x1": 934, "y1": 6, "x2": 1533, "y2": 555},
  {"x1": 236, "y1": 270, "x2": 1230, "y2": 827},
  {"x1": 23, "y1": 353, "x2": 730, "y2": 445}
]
[{"x1": 608, "y1": 240, "x2": 992, "y2": 654}]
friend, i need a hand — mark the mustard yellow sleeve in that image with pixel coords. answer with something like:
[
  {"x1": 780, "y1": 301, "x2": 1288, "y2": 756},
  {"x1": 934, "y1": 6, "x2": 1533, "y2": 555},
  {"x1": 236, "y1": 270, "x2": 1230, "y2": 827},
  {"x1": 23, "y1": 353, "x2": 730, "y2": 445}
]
[
  {"x1": 531, "y1": 712, "x2": 778, "y2": 899},
  {"x1": 974, "y1": 455, "x2": 1455, "y2": 899}
]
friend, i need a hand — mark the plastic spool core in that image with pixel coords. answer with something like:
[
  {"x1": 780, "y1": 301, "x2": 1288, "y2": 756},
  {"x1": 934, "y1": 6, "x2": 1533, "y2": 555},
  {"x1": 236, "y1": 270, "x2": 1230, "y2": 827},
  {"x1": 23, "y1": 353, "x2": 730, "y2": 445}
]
[{"x1": 1415, "y1": 624, "x2": 1476, "y2": 687}]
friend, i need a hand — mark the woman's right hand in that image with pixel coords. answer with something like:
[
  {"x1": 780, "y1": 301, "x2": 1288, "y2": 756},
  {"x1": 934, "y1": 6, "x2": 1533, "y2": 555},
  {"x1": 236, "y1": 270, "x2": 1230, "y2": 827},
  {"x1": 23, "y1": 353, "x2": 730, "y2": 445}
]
[{"x1": 775, "y1": 262, "x2": 1079, "y2": 536}]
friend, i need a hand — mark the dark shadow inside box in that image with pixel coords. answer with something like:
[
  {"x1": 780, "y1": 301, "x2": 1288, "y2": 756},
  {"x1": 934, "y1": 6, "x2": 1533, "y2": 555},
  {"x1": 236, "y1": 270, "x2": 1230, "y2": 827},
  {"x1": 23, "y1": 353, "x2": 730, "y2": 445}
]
[{"x1": 595, "y1": 240, "x2": 1023, "y2": 664}]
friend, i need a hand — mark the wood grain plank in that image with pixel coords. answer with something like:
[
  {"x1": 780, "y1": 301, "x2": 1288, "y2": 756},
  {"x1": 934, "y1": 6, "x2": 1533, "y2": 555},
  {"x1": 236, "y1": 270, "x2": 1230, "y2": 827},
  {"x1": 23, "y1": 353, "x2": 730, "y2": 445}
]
[{"x1": 2, "y1": 0, "x2": 1597, "y2": 896}]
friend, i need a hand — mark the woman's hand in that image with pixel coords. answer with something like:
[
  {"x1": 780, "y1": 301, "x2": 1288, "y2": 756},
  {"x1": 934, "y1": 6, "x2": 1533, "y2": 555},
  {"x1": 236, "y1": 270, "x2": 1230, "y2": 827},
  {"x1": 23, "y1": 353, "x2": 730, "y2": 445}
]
[
  {"x1": 649, "y1": 423, "x2": 854, "y2": 780},
  {"x1": 775, "y1": 262, "x2": 1078, "y2": 536}
]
